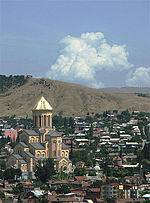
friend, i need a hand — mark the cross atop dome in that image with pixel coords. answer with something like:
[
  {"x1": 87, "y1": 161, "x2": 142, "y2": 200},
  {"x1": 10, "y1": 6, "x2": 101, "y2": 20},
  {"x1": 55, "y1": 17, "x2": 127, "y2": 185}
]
[{"x1": 33, "y1": 96, "x2": 53, "y2": 111}]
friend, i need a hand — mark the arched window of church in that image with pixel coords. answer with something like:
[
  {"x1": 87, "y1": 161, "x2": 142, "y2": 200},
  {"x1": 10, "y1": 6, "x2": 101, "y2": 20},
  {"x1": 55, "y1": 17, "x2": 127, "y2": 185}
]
[
  {"x1": 35, "y1": 116, "x2": 37, "y2": 126},
  {"x1": 42, "y1": 152, "x2": 46, "y2": 157},
  {"x1": 39, "y1": 116, "x2": 41, "y2": 127},
  {"x1": 44, "y1": 115, "x2": 46, "y2": 127},
  {"x1": 48, "y1": 116, "x2": 50, "y2": 126},
  {"x1": 37, "y1": 151, "x2": 41, "y2": 158}
]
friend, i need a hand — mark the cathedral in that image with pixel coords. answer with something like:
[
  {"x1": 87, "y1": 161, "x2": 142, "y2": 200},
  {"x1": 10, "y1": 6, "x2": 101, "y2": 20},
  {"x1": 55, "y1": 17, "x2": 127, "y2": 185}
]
[{"x1": 7, "y1": 96, "x2": 72, "y2": 178}]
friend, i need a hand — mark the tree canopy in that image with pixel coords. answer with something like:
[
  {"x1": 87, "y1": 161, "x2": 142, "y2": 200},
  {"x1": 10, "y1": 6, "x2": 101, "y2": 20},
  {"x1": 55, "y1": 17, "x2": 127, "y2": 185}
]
[{"x1": 34, "y1": 158, "x2": 56, "y2": 183}]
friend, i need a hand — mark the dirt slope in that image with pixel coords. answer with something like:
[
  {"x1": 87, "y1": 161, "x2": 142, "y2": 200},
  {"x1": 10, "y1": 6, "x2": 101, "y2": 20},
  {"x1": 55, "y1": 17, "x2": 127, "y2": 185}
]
[{"x1": 0, "y1": 77, "x2": 150, "y2": 118}]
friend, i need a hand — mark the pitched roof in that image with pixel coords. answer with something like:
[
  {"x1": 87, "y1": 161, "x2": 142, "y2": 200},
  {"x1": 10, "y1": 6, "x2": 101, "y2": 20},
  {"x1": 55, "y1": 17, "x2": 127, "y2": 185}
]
[
  {"x1": 24, "y1": 129, "x2": 39, "y2": 136},
  {"x1": 55, "y1": 157, "x2": 72, "y2": 163},
  {"x1": 20, "y1": 142, "x2": 28, "y2": 148},
  {"x1": 24, "y1": 151, "x2": 34, "y2": 158},
  {"x1": 34, "y1": 157, "x2": 47, "y2": 162},
  {"x1": 13, "y1": 154, "x2": 23, "y2": 160},
  {"x1": 46, "y1": 130, "x2": 62, "y2": 137},
  {"x1": 12, "y1": 154, "x2": 26, "y2": 164},
  {"x1": 29, "y1": 143, "x2": 45, "y2": 150},
  {"x1": 33, "y1": 96, "x2": 53, "y2": 111},
  {"x1": 18, "y1": 159, "x2": 26, "y2": 164}
]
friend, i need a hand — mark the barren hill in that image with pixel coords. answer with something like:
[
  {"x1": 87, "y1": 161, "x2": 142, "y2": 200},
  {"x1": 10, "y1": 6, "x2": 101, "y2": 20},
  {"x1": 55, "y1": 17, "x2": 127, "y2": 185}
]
[{"x1": 0, "y1": 77, "x2": 150, "y2": 118}]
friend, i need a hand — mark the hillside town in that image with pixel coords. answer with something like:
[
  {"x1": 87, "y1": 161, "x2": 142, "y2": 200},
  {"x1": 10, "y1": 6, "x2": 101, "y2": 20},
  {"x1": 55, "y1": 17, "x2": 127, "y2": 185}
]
[{"x1": 0, "y1": 97, "x2": 150, "y2": 203}]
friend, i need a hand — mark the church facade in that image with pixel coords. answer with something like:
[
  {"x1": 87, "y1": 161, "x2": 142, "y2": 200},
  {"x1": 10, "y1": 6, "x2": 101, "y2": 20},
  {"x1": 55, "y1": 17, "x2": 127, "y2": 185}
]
[{"x1": 7, "y1": 96, "x2": 72, "y2": 178}]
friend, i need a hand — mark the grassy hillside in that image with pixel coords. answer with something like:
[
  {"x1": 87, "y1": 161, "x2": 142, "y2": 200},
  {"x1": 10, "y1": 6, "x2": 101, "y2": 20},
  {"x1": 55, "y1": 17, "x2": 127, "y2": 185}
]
[
  {"x1": 101, "y1": 87, "x2": 150, "y2": 94},
  {"x1": 0, "y1": 77, "x2": 150, "y2": 118}
]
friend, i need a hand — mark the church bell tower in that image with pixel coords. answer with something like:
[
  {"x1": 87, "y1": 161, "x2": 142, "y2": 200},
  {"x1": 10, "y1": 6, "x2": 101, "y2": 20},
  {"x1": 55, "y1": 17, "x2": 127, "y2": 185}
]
[{"x1": 32, "y1": 96, "x2": 53, "y2": 128}]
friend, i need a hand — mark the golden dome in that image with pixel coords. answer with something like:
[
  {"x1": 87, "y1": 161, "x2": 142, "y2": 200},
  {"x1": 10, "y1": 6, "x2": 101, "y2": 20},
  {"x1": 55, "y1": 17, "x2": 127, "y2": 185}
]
[{"x1": 33, "y1": 96, "x2": 53, "y2": 111}]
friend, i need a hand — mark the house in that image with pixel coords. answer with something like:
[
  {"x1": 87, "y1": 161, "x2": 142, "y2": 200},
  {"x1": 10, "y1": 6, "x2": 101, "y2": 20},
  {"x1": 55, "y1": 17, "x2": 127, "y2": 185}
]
[{"x1": 1, "y1": 128, "x2": 18, "y2": 142}]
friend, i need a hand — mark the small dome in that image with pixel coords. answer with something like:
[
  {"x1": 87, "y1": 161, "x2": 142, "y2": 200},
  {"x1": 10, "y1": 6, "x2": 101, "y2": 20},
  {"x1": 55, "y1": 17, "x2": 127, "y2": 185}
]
[{"x1": 33, "y1": 96, "x2": 53, "y2": 111}]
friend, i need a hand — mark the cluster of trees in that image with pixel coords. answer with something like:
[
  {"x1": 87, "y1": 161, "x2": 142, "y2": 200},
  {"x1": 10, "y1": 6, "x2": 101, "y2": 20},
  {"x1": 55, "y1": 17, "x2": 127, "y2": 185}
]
[
  {"x1": 0, "y1": 167, "x2": 22, "y2": 182},
  {"x1": 137, "y1": 93, "x2": 150, "y2": 98},
  {"x1": 117, "y1": 110, "x2": 131, "y2": 123},
  {"x1": 0, "y1": 191, "x2": 5, "y2": 198},
  {"x1": 56, "y1": 185, "x2": 70, "y2": 194},
  {"x1": 0, "y1": 75, "x2": 30, "y2": 92},
  {"x1": 34, "y1": 158, "x2": 56, "y2": 183},
  {"x1": 6, "y1": 117, "x2": 33, "y2": 129},
  {"x1": 70, "y1": 149, "x2": 95, "y2": 167},
  {"x1": 52, "y1": 115, "x2": 75, "y2": 134},
  {"x1": 0, "y1": 136, "x2": 10, "y2": 150},
  {"x1": 12, "y1": 183, "x2": 24, "y2": 202},
  {"x1": 137, "y1": 142, "x2": 150, "y2": 175}
]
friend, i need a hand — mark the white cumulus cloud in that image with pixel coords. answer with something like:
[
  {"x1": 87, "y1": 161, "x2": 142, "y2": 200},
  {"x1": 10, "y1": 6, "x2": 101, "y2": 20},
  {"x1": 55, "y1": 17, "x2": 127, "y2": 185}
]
[
  {"x1": 46, "y1": 32, "x2": 132, "y2": 88},
  {"x1": 126, "y1": 67, "x2": 150, "y2": 87}
]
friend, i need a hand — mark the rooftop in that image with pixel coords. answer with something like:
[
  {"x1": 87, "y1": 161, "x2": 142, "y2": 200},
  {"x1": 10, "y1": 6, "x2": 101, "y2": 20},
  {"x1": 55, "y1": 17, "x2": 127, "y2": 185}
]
[
  {"x1": 33, "y1": 96, "x2": 53, "y2": 111},
  {"x1": 24, "y1": 151, "x2": 34, "y2": 158},
  {"x1": 13, "y1": 154, "x2": 23, "y2": 160},
  {"x1": 20, "y1": 142, "x2": 28, "y2": 148},
  {"x1": 18, "y1": 159, "x2": 26, "y2": 164},
  {"x1": 29, "y1": 143, "x2": 45, "y2": 150},
  {"x1": 24, "y1": 129, "x2": 39, "y2": 136},
  {"x1": 47, "y1": 131, "x2": 62, "y2": 137}
]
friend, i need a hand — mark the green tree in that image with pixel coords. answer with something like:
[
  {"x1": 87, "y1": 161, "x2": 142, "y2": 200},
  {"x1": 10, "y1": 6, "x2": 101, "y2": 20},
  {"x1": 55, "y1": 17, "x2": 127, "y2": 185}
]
[
  {"x1": 3, "y1": 168, "x2": 22, "y2": 181},
  {"x1": 56, "y1": 185, "x2": 70, "y2": 194},
  {"x1": 113, "y1": 110, "x2": 118, "y2": 114},
  {"x1": 12, "y1": 183, "x2": 24, "y2": 194},
  {"x1": 85, "y1": 116, "x2": 93, "y2": 123},
  {"x1": 4, "y1": 168, "x2": 15, "y2": 181},
  {"x1": 39, "y1": 198, "x2": 49, "y2": 203},
  {"x1": 99, "y1": 147, "x2": 113, "y2": 182},
  {"x1": 69, "y1": 117, "x2": 74, "y2": 129},
  {"x1": 0, "y1": 191, "x2": 5, "y2": 198},
  {"x1": 85, "y1": 126, "x2": 93, "y2": 139},
  {"x1": 15, "y1": 168, "x2": 22, "y2": 179},
  {"x1": 0, "y1": 160, "x2": 6, "y2": 170},
  {"x1": 52, "y1": 115, "x2": 64, "y2": 129},
  {"x1": 88, "y1": 171, "x2": 96, "y2": 176},
  {"x1": 34, "y1": 158, "x2": 56, "y2": 183},
  {"x1": 74, "y1": 167, "x2": 87, "y2": 176},
  {"x1": 91, "y1": 180, "x2": 103, "y2": 188},
  {"x1": 12, "y1": 183, "x2": 24, "y2": 202}
]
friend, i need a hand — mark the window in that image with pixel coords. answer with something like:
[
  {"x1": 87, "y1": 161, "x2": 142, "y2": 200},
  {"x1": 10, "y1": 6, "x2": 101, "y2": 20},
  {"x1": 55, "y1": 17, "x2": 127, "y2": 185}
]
[
  {"x1": 44, "y1": 115, "x2": 46, "y2": 126},
  {"x1": 34, "y1": 116, "x2": 37, "y2": 126},
  {"x1": 39, "y1": 116, "x2": 41, "y2": 127},
  {"x1": 42, "y1": 152, "x2": 45, "y2": 157},
  {"x1": 36, "y1": 151, "x2": 41, "y2": 157},
  {"x1": 31, "y1": 137, "x2": 34, "y2": 142},
  {"x1": 48, "y1": 116, "x2": 50, "y2": 126}
]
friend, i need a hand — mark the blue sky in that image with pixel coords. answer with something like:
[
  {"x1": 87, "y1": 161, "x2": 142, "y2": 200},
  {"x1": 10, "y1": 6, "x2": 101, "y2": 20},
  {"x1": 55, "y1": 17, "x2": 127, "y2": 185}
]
[{"x1": 0, "y1": 0, "x2": 150, "y2": 88}]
